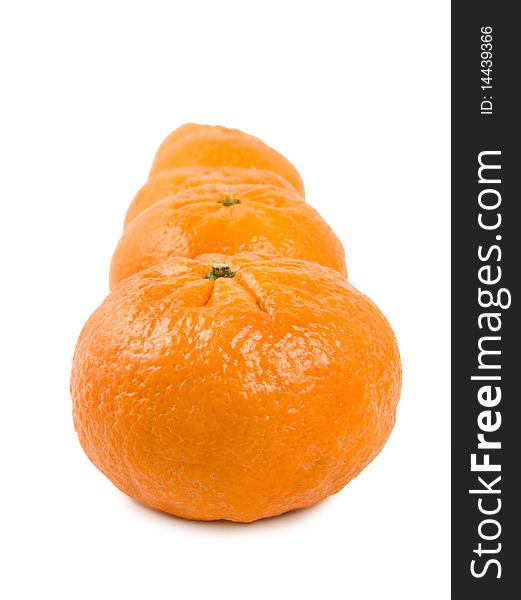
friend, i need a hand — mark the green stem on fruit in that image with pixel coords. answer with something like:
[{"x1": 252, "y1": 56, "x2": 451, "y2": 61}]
[
  {"x1": 205, "y1": 263, "x2": 236, "y2": 280},
  {"x1": 219, "y1": 195, "x2": 241, "y2": 206}
]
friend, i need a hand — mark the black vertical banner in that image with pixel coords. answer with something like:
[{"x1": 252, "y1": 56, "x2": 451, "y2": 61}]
[{"x1": 452, "y1": 3, "x2": 520, "y2": 597}]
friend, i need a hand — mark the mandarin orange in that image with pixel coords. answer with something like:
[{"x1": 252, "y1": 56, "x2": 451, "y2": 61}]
[
  {"x1": 124, "y1": 166, "x2": 297, "y2": 228},
  {"x1": 71, "y1": 252, "x2": 401, "y2": 523},
  {"x1": 149, "y1": 124, "x2": 305, "y2": 196},
  {"x1": 110, "y1": 183, "x2": 346, "y2": 288}
]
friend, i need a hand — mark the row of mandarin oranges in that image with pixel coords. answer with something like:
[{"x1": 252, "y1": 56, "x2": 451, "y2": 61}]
[
  {"x1": 71, "y1": 124, "x2": 401, "y2": 523},
  {"x1": 110, "y1": 124, "x2": 346, "y2": 287}
]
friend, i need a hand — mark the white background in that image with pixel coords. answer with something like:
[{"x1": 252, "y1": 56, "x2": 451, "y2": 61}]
[{"x1": 0, "y1": 2, "x2": 450, "y2": 598}]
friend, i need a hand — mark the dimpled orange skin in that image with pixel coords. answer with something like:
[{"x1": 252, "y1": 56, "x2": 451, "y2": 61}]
[
  {"x1": 124, "y1": 166, "x2": 297, "y2": 228},
  {"x1": 150, "y1": 124, "x2": 305, "y2": 197},
  {"x1": 71, "y1": 252, "x2": 401, "y2": 523},
  {"x1": 110, "y1": 183, "x2": 346, "y2": 289}
]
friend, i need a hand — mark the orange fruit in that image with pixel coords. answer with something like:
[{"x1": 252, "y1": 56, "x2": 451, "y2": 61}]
[
  {"x1": 149, "y1": 124, "x2": 305, "y2": 196},
  {"x1": 71, "y1": 252, "x2": 401, "y2": 523},
  {"x1": 110, "y1": 183, "x2": 346, "y2": 289},
  {"x1": 124, "y1": 166, "x2": 297, "y2": 228}
]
